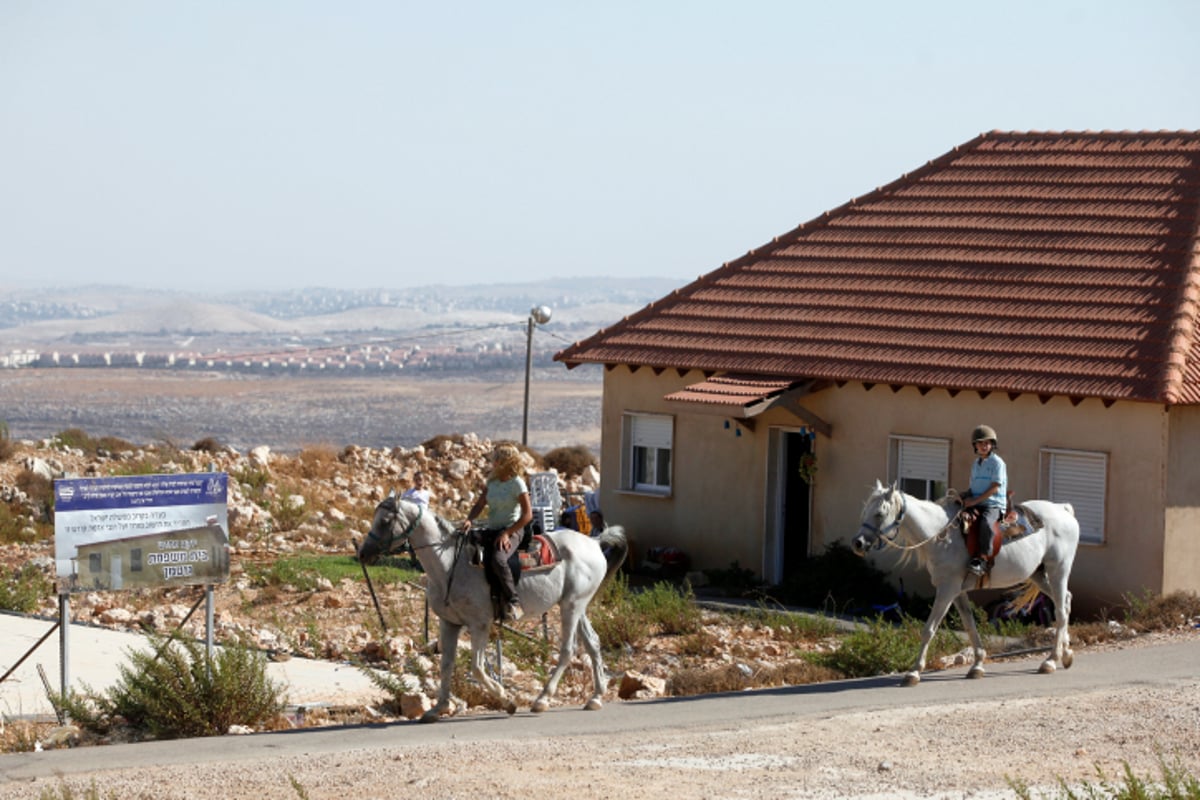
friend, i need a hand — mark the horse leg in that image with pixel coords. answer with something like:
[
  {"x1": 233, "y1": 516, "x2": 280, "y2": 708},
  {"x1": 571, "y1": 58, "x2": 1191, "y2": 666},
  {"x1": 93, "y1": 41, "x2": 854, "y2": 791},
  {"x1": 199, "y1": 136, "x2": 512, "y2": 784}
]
[
  {"x1": 422, "y1": 618, "x2": 462, "y2": 723},
  {"x1": 467, "y1": 623, "x2": 517, "y2": 715},
  {"x1": 953, "y1": 594, "x2": 987, "y2": 679},
  {"x1": 576, "y1": 614, "x2": 607, "y2": 711},
  {"x1": 532, "y1": 603, "x2": 584, "y2": 713},
  {"x1": 1037, "y1": 571, "x2": 1073, "y2": 673},
  {"x1": 903, "y1": 588, "x2": 957, "y2": 686}
]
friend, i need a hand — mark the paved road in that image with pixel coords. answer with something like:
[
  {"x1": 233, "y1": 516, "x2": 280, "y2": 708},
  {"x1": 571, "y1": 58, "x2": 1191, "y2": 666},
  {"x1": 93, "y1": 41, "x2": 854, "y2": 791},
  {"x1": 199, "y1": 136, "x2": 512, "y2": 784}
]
[
  {"x1": 2, "y1": 638, "x2": 1196, "y2": 783},
  {"x1": 0, "y1": 612, "x2": 384, "y2": 721}
]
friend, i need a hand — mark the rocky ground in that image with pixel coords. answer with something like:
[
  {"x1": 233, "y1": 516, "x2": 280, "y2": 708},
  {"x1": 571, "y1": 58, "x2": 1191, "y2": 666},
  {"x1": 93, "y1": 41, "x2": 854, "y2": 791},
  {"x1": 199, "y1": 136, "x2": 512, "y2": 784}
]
[
  {"x1": 1, "y1": 432, "x2": 849, "y2": 731},
  {"x1": 2, "y1": 432, "x2": 1198, "y2": 769}
]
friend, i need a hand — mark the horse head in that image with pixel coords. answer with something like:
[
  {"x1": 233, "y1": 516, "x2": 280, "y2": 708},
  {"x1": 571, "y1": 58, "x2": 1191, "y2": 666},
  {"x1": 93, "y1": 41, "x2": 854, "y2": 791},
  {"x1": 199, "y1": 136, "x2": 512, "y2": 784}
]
[
  {"x1": 852, "y1": 480, "x2": 907, "y2": 555},
  {"x1": 358, "y1": 492, "x2": 423, "y2": 565}
]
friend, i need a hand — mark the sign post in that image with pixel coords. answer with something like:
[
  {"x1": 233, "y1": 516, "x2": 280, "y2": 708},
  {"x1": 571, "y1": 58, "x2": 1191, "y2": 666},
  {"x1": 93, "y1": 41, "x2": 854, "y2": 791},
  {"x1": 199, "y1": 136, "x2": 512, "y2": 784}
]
[{"x1": 53, "y1": 473, "x2": 230, "y2": 698}]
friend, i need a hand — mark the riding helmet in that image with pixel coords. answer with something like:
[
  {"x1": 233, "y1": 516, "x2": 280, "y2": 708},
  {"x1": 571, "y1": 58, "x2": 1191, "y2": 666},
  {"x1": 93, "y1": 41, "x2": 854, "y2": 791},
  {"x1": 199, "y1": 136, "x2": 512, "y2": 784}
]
[{"x1": 971, "y1": 424, "x2": 998, "y2": 445}]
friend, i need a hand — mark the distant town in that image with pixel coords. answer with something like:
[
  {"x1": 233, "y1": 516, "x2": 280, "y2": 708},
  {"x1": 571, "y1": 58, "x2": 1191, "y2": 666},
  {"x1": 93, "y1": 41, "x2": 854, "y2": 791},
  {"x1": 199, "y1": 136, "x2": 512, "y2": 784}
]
[{"x1": 0, "y1": 278, "x2": 677, "y2": 375}]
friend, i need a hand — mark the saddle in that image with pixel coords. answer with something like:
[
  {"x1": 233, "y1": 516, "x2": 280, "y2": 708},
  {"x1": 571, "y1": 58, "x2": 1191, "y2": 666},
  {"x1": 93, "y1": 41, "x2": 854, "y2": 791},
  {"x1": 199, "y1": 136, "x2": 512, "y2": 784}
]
[
  {"x1": 466, "y1": 530, "x2": 561, "y2": 573},
  {"x1": 961, "y1": 503, "x2": 1044, "y2": 572}
]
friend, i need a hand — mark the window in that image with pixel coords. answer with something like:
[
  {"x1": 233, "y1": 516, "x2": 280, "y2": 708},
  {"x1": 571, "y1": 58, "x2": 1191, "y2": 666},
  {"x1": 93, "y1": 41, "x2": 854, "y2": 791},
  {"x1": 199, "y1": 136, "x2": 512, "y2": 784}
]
[
  {"x1": 888, "y1": 435, "x2": 949, "y2": 500},
  {"x1": 131, "y1": 548, "x2": 143, "y2": 572},
  {"x1": 1040, "y1": 448, "x2": 1107, "y2": 544},
  {"x1": 88, "y1": 553, "x2": 101, "y2": 573},
  {"x1": 622, "y1": 413, "x2": 673, "y2": 494}
]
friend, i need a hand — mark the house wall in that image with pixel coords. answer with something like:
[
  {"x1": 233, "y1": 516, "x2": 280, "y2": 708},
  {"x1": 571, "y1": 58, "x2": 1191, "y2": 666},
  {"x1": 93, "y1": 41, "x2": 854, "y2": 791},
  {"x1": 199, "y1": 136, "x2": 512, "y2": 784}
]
[
  {"x1": 600, "y1": 366, "x2": 1172, "y2": 614},
  {"x1": 599, "y1": 368, "x2": 768, "y2": 572},
  {"x1": 1165, "y1": 405, "x2": 1200, "y2": 595}
]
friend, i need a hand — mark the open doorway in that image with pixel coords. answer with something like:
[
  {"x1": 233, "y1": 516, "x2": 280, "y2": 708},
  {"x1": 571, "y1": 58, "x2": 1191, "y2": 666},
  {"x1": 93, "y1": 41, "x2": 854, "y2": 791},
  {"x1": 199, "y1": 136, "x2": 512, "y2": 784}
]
[{"x1": 764, "y1": 428, "x2": 813, "y2": 584}]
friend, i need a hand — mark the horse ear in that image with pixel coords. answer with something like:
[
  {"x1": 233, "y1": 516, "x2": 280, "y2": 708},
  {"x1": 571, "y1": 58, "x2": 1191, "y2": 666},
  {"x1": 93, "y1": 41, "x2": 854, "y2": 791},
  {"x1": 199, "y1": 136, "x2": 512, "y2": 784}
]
[
  {"x1": 890, "y1": 481, "x2": 899, "y2": 493},
  {"x1": 387, "y1": 488, "x2": 396, "y2": 499},
  {"x1": 874, "y1": 479, "x2": 886, "y2": 492}
]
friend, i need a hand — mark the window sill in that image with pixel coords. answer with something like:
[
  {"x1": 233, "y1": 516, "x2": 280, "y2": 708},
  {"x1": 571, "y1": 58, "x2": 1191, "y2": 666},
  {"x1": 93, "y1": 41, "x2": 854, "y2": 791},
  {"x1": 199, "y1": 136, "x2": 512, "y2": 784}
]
[{"x1": 616, "y1": 488, "x2": 673, "y2": 500}]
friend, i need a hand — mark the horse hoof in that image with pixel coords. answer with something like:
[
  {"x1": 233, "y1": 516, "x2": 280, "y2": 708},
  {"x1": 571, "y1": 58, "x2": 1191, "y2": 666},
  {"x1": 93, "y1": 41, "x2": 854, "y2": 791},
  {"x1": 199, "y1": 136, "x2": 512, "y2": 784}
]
[
  {"x1": 505, "y1": 701, "x2": 518, "y2": 716},
  {"x1": 901, "y1": 672, "x2": 920, "y2": 687},
  {"x1": 967, "y1": 666, "x2": 985, "y2": 680},
  {"x1": 419, "y1": 710, "x2": 441, "y2": 724},
  {"x1": 531, "y1": 698, "x2": 549, "y2": 713},
  {"x1": 1062, "y1": 650, "x2": 1074, "y2": 669},
  {"x1": 584, "y1": 698, "x2": 603, "y2": 711},
  {"x1": 1038, "y1": 660, "x2": 1056, "y2": 675}
]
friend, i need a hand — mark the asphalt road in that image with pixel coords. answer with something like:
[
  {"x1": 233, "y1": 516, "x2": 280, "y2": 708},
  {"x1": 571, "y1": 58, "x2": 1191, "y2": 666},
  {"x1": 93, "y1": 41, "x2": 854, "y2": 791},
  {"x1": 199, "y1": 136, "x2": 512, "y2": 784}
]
[{"x1": 2, "y1": 638, "x2": 1196, "y2": 783}]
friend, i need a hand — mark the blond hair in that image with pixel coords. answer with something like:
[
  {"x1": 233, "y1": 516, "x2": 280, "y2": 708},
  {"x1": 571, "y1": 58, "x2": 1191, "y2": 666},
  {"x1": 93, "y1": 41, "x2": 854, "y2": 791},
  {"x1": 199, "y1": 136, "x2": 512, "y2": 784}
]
[{"x1": 488, "y1": 443, "x2": 524, "y2": 482}]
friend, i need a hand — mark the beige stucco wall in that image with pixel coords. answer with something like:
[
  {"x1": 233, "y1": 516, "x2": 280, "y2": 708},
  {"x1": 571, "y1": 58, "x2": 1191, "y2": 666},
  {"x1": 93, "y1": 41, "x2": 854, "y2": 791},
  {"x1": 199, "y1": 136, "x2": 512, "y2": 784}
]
[
  {"x1": 599, "y1": 366, "x2": 1174, "y2": 614},
  {"x1": 1165, "y1": 404, "x2": 1200, "y2": 595}
]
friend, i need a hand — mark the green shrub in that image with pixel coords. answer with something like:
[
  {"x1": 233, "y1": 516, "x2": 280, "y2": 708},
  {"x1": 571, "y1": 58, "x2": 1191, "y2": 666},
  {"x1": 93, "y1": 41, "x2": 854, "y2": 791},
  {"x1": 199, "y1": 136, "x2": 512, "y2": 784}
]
[
  {"x1": 628, "y1": 579, "x2": 702, "y2": 635},
  {"x1": 810, "y1": 614, "x2": 964, "y2": 678},
  {"x1": 59, "y1": 633, "x2": 285, "y2": 740},
  {"x1": 592, "y1": 573, "x2": 653, "y2": 650},
  {"x1": 0, "y1": 562, "x2": 52, "y2": 613},
  {"x1": 269, "y1": 488, "x2": 309, "y2": 532}
]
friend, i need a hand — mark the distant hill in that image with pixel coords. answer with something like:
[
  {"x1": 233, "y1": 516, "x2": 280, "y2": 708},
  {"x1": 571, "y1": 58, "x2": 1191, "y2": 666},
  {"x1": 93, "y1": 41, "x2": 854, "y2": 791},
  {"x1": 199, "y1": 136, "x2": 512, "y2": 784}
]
[{"x1": 0, "y1": 278, "x2": 679, "y2": 345}]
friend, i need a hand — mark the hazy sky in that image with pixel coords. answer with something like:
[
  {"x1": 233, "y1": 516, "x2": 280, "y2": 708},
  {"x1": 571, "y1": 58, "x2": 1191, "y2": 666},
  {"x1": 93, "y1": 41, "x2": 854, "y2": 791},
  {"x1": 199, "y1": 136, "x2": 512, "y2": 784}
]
[{"x1": 2, "y1": 1, "x2": 1198, "y2": 292}]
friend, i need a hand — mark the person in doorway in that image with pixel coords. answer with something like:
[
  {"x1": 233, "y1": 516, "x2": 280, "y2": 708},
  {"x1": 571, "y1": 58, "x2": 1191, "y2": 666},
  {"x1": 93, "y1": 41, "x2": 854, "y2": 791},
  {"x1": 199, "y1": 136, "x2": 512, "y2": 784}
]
[
  {"x1": 460, "y1": 443, "x2": 532, "y2": 621},
  {"x1": 401, "y1": 470, "x2": 431, "y2": 507},
  {"x1": 960, "y1": 425, "x2": 1008, "y2": 576}
]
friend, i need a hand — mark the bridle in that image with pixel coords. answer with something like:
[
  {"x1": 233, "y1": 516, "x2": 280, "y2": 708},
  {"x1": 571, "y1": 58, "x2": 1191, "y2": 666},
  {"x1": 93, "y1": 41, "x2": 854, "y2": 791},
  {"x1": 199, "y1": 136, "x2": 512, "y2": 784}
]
[
  {"x1": 366, "y1": 495, "x2": 426, "y2": 554},
  {"x1": 857, "y1": 490, "x2": 962, "y2": 553},
  {"x1": 857, "y1": 491, "x2": 908, "y2": 551}
]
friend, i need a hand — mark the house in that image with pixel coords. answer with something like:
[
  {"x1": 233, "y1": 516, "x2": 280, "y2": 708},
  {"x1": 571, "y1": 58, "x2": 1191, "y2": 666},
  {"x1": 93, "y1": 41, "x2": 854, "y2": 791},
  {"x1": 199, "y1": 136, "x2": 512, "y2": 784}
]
[
  {"x1": 70, "y1": 523, "x2": 230, "y2": 592},
  {"x1": 556, "y1": 130, "x2": 1200, "y2": 614}
]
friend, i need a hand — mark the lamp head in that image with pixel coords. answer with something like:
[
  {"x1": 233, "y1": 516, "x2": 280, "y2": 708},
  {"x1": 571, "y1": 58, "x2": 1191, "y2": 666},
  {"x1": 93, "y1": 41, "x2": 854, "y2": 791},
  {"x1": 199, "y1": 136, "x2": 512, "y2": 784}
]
[{"x1": 530, "y1": 305, "x2": 552, "y2": 325}]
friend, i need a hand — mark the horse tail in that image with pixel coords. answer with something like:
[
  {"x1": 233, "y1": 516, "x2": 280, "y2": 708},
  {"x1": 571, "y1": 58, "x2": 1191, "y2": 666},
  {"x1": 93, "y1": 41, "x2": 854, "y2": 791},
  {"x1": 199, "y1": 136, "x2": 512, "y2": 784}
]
[
  {"x1": 596, "y1": 525, "x2": 629, "y2": 583},
  {"x1": 1009, "y1": 579, "x2": 1043, "y2": 616}
]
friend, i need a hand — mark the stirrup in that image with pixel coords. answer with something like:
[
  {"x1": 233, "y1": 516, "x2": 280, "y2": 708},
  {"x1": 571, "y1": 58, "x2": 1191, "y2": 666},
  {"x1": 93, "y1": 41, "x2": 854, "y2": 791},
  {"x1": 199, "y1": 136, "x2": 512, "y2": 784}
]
[{"x1": 967, "y1": 557, "x2": 987, "y2": 576}]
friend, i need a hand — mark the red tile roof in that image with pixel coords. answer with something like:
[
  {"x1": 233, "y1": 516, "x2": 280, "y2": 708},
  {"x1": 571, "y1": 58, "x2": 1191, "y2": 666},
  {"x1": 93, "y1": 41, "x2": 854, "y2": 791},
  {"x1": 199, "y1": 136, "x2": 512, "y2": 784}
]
[{"x1": 557, "y1": 131, "x2": 1200, "y2": 405}]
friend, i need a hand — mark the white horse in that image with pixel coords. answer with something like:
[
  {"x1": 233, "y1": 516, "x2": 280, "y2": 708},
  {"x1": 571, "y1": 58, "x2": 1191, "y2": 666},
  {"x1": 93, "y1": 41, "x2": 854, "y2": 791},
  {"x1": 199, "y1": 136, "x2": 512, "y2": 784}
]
[
  {"x1": 358, "y1": 494, "x2": 628, "y2": 721},
  {"x1": 851, "y1": 480, "x2": 1079, "y2": 686}
]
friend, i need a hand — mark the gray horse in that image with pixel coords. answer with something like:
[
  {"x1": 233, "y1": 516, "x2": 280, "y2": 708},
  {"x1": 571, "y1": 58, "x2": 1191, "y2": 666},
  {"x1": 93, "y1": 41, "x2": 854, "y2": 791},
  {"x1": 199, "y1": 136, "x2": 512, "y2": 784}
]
[
  {"x1": 359, "y1": 493, "x2": 628, "y2": 720},
  {"x1": 852, "y1": 480, "x2": 1079, "y2": 686}
]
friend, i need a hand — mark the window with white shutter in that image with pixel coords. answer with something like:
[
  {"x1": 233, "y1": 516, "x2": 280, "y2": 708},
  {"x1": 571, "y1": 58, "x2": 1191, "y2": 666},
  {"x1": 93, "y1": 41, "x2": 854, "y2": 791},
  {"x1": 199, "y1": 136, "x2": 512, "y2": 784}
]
[
  {"x1": 1040, "y1": 449, "x2": 1107, "y2": 544},
  {"x1": 888, "y1": 435, "x2": 950, "y2": 500},
  {"x1": 621, "y1": 413, "x2": 673, "y2": 495}
]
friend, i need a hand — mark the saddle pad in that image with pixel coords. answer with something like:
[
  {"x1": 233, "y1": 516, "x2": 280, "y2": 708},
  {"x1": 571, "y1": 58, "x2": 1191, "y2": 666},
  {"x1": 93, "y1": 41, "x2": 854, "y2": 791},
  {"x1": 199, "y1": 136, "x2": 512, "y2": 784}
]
[{"x1": 517, "y1": 534, "x2": 560, "y2": 572}]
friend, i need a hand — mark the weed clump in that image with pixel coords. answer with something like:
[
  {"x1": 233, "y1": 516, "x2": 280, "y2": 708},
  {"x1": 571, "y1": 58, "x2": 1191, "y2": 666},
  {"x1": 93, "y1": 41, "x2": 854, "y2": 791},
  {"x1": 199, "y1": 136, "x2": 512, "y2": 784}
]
[{"x1": 58, "y1": 633, "x2": 286, "y2": 740}]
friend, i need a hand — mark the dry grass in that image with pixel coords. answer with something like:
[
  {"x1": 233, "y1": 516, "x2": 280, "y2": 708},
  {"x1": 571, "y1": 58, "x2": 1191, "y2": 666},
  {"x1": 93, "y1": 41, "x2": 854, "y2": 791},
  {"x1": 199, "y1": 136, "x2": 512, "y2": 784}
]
[{"x1": 667, "y1": 660, "x2": 842, "y2": 697}]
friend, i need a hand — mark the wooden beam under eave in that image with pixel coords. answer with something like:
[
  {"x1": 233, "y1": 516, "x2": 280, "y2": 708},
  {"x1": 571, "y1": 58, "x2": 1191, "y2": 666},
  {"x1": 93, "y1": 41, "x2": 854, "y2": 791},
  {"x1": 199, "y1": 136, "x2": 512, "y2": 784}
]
[
  {"x1": 1038, "y1": 395, "x2": 1052, "y2": 405},
  {"x1": 1008, "y1": 392, "x2": 1021, "y2": 401},
  {"x1": 1070, "y1": 396, "x2": 1084, "y2": 407},
  {"x1": 774, "y1": 397, "x2": 833, "y2": 438},
  {"x1": 734, "y1": 418, "x2": 756, "y2": 433}
]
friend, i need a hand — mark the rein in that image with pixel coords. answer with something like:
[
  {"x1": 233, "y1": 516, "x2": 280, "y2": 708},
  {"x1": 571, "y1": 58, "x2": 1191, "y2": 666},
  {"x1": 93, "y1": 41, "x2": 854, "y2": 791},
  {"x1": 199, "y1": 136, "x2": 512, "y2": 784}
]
[{"x1": 860, "y1": 493, "x2": 961, "y2": 553}]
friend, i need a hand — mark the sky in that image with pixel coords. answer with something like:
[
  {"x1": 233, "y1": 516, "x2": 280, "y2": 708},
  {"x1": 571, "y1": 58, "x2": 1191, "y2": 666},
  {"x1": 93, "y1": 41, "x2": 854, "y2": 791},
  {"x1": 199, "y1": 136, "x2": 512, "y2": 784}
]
[{"x1": 2, "y1": 1, "x2": 1199, "y2": 293}]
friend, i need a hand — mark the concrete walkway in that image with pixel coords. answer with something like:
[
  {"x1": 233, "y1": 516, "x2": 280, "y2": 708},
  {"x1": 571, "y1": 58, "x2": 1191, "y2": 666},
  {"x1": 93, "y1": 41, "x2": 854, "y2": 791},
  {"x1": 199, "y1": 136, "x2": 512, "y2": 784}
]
[{"x1": 0, "y1": 612, "x2": 386, "y2": 721}]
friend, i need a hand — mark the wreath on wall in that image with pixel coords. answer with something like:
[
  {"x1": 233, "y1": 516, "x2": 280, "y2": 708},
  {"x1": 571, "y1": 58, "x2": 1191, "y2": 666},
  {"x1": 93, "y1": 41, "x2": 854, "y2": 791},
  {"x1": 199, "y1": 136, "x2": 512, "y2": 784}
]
[{"x1": 797, "y1": 452, "x2": 818, "y2": 483}]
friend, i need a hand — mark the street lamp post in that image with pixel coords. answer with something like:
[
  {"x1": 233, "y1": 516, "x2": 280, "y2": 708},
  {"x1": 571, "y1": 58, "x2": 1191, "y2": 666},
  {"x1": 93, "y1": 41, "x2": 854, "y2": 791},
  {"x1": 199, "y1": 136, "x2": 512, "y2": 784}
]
[{"x1": 522, "y1": 304, "x2": 553, "y2": 446}]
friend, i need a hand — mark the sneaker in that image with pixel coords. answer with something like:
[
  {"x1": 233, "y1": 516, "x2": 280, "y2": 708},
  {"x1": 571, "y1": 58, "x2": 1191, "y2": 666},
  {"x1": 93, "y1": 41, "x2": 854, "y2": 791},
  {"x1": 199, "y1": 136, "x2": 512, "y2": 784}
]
[
  {"x1": 505, "y1": 601, "x2": 524, "y2": 621},
  {"x1": 967, "y1": 557, "x2": 987, "y2": 576}
]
